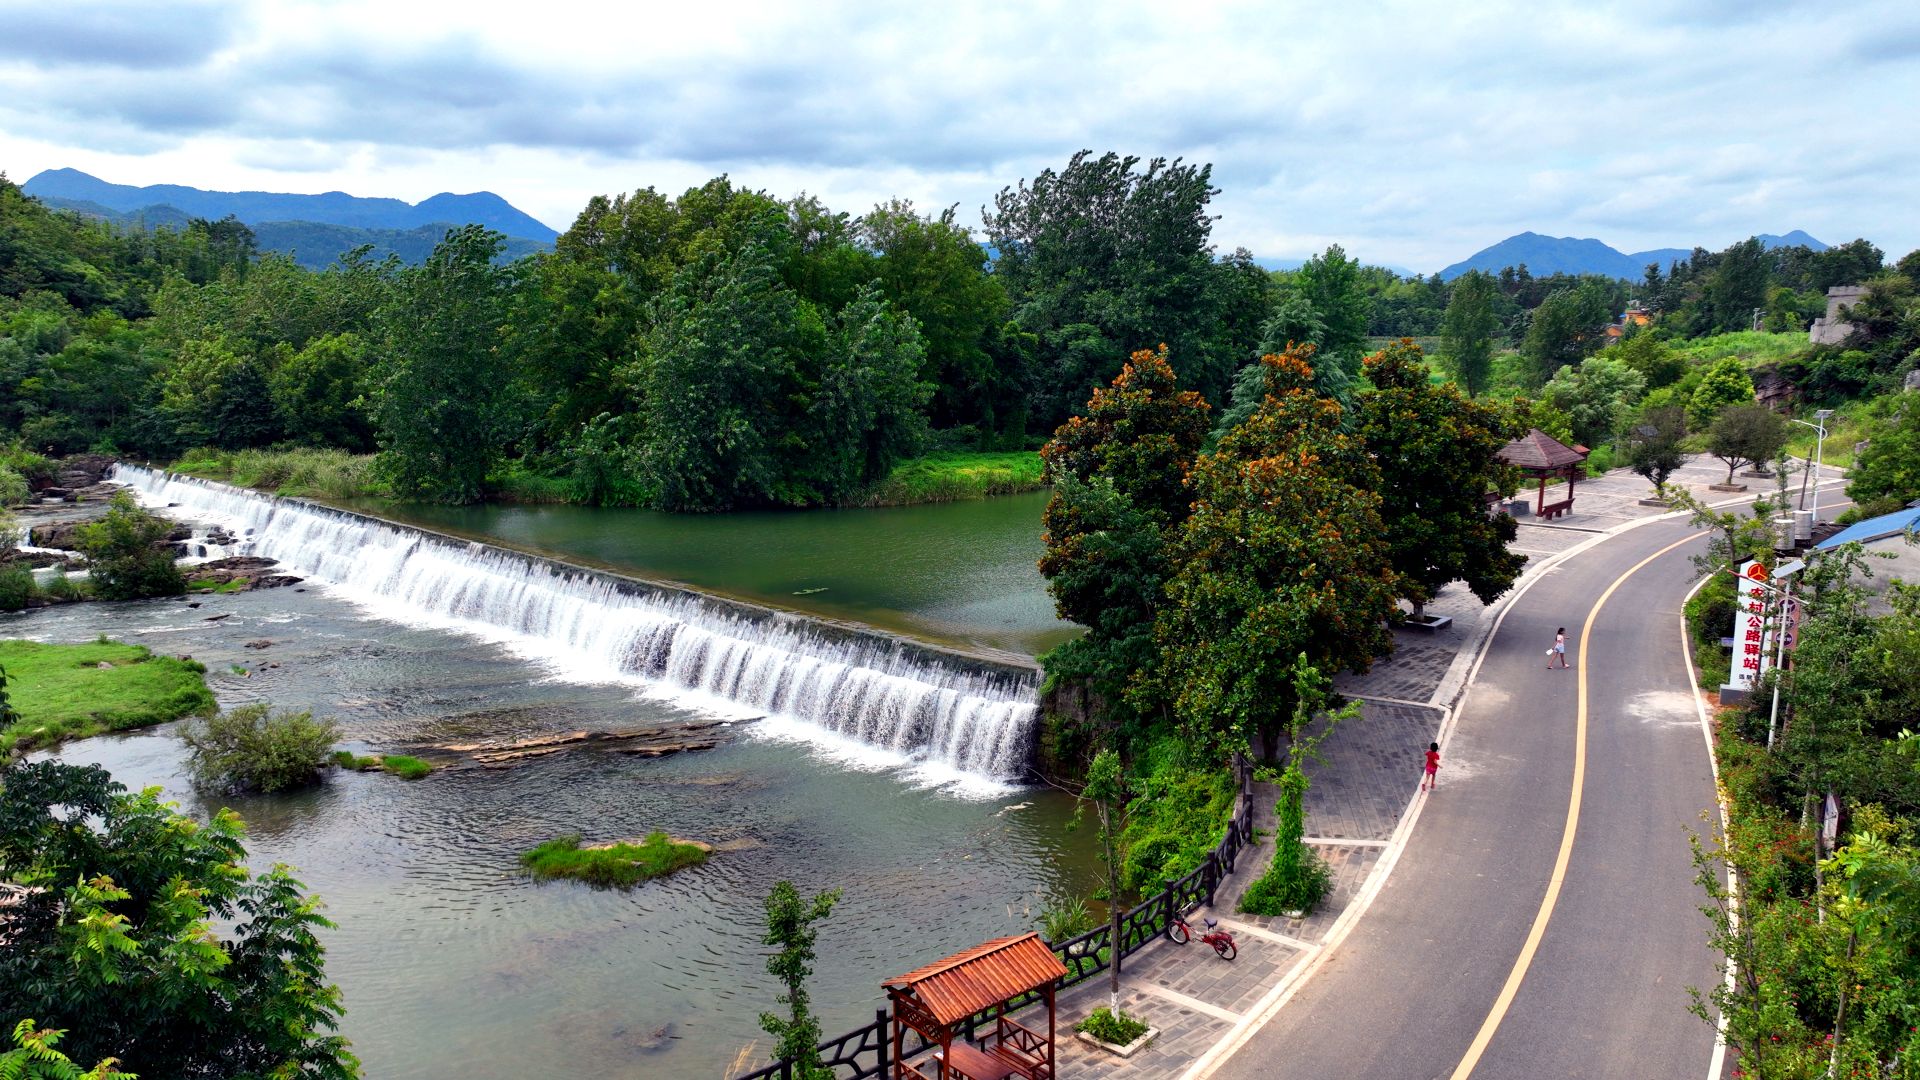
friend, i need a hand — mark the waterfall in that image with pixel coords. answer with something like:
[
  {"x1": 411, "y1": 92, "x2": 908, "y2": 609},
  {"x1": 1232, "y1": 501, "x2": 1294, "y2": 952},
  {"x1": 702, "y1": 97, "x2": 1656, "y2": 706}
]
[{"x1": 112, "y1": 465, "x2": 1040, "y2": 782}]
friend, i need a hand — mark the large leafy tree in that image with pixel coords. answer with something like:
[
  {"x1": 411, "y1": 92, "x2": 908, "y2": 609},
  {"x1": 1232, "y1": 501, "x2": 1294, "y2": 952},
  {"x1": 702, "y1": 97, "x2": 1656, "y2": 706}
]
[
  {"x1": 1438, "y1": 269, "x2": 1499, "y2": 396},
  {"x1": 1687, "y1": 357, "x2": 1755, "y2": 431},
  {"x1": 1291, "y1": 245, "x2": 1373, "y2": 382},
  {"x1": 1038, "y1": 346, "x2": 1210, "y2": 748},
  {"x1": 1355, "y1": 341, "x2": 1526, "y2": 619},
  {"x1": 857, "y1": 201, "x2": 1012, "y2": 432},
  {"x1": 0, "y1": 760, "x2": 357, "y2": 1078},
  {"x1": 1624, "y1": 404, "x2": 1690, "y2": 499},
  {"x1": 1706, "y1": 403, "x2": 1789, "y2": 486},
  {"x1": 1521, "y1": 280, "x2": 1615, "y2": 386},
  {"x1": 983, "y1": 151, "x2": 1246, "y2": 429},
  {"x1": 372, "y1": 225, "x2": 518, "y2": 503},
  {"x1": 1844, "y1": 390, "x2": 1920, "y2": 509},
  {"x1": 1146, "y1": 348, "x2": 1400, "y2": 761},
  {"x1": 1540, "y1": 353, "x2": 1647, "y2": 447}
]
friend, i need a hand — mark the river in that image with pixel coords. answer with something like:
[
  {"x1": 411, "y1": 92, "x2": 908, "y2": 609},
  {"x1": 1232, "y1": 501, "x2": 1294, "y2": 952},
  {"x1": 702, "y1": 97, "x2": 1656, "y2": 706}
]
[
  {"x1": 6, "y1": 477, "x2": 1098, "y2": 1080},
  {"x1": 336, "y1": 490, "x2": 1074, "y2": 660}
]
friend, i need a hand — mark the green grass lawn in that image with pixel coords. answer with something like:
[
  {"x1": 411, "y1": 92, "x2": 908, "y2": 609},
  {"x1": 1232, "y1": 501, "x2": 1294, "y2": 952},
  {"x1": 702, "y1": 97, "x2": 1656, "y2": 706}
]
[
  {"x1": 0, "y1": 638, "x2": 215, "y2": 754},
  {"x1": 857, "y1": 450, "x2": 1045, "y2": 506},
  {"x1": 519, "y1": 831, "x2": 710, "y2": 888}
]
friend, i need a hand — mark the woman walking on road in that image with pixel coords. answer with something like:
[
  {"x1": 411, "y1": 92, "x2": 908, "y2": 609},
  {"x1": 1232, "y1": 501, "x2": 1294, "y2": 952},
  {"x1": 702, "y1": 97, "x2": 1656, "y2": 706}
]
[{"x1": 1548, "y1": 627, "x2": 1570, "y2": 669}]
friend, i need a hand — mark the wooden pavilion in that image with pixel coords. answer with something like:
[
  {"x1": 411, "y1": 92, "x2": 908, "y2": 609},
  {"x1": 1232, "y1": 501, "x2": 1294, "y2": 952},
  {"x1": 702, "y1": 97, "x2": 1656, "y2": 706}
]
[
  {"x1": 883, "y1": 933, "x2": 1068, "y2": 1080},
  {"x1": 1498, "y1": 428, "x2": 1590, "y2": 521}
]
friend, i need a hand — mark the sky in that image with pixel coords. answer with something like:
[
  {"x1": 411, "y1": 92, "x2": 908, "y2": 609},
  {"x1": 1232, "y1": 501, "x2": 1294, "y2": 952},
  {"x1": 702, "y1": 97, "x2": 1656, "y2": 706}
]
[{"x1": 2, "y1": 0, "x2": 1918, "y2": 274}]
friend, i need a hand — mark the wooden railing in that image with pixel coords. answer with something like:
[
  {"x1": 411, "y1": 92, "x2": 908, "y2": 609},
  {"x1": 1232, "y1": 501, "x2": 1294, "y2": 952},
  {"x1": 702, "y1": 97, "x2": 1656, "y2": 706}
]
[{"x1": 733, "y1": 758, "x2": 1256, "y2": 1079}]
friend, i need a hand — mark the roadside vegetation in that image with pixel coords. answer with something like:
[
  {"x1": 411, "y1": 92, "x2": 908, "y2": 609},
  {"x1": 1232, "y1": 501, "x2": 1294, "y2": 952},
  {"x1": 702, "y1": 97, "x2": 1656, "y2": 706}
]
[
  {"x1": 518, "y1": 832, "x2": 709, "y2": 887},
  {"x1": 0, "y1": 638, "x2": 212, "y2": 755},
  {"x1": 1679, "y1": 533, "x2": 1920, "y2": 1078}
]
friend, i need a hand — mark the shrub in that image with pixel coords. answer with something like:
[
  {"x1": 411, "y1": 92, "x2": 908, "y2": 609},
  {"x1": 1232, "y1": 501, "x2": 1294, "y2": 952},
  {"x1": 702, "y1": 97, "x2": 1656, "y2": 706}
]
[
  {"x1": 1076, "y1": 1007, "x2": 1149, "y2": 1046},
  {"x1": 519, "y1": 831, "x2": 708, "y2": 887},
  {"x1": 0, "y1": 466, "x2": 27, "y2": 507},
  {"x1": 1038, "y1": 892, "x2": 1098, "y2": 944},
  {"x1": 73, "y1": 491, "x2": 183, "y2": 601},
  {"x1": 1118, "y1": 738, "x2": 1236, "y2": 891},
  {"x1": 378, "y1": 754, "x2": 432, "y2": 780},
  {"x1": 178, "y1": 704, "x2": 338, "y2": 794},
  {"x1": 0, "y1": 563, "x2": 31, "y2": 612}
]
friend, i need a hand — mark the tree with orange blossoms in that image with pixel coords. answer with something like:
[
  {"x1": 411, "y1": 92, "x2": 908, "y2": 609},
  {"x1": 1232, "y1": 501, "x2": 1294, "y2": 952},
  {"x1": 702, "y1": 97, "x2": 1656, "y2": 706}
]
[
  {"x1": 1038, "y1": 346, "x2": 1211, "y2": 753},
  {"x1": 1354, "y1": 340, "x2": 1527, "y2": 620},
  {"x1": 1143, "y1": 346, "x2": 1400, "y2": 761}
]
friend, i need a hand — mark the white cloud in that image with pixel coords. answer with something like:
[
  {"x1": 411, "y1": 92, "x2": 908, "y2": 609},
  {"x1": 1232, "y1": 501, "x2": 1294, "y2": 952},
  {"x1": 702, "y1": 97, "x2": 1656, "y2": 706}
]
[{"x1": 0, "y1": 0, "x2": 1915, "y2": 271}]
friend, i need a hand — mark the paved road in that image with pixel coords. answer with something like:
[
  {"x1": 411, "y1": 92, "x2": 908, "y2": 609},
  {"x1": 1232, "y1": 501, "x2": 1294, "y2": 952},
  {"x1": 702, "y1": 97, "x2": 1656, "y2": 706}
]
[{"x1": 1210, "y1": 513, "x2": 1724, "y2": 1080}]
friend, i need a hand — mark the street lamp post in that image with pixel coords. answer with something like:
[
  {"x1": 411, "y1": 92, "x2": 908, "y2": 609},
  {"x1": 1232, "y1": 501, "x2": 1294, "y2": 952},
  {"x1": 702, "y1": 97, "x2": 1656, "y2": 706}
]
[{"x1": 1789, "y1": 409, "x2": 1835, "y2": 519}]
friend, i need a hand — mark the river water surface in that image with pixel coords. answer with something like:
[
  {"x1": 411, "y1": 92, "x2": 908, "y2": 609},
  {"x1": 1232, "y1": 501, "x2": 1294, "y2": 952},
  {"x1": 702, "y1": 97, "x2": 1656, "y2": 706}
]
[
  {"x1": 8, "y1": 538, "x2": 1094, "y2": 1078},
  {"x1": 342, "y1": 491, "x2": 1073, "y2": 659}
]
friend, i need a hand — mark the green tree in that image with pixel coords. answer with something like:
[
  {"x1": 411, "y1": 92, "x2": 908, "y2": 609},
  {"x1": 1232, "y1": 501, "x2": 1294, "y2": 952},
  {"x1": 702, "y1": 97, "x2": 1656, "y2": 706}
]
[
  {"x1": 1707, "y1": 403, "x2": 1789, "y2": 486},
  {"x1": 1846, "y1": 391, "x2": 1920, "y2": 508},
  {"x1": 270, "y1": 332, "x2": 373, "y2": 450},
  {"x1": 757, "y1": 880, "x2": 840, "y2": 1080},
  {"x1": 1438, "y1": 269, "x2": 1499, "y2": 396},
  {"x1": 638, "y1": 223, "x2": 810, "y2": 511},
  {"x1": 0, "y1": 1020, "x2": 133, "y2": 1080},
  {"x1": 1292, "y1": 245, "x2": 1373, "y2": 389},
  {"x1": 0, "y1": 760, "x2": 357, "y2": 1078},
  {"x1": 1540, "y1": 354, "x2": 1647, "y2": 448},
  {"x1": 1687, "y1": 357, "x2": 1756, "y2": 431},
  {"x1": 1603, "y1": 330, "x2": 1684, "y2": 389},
  {"x1": 1214, "y1": 297, "x2": 1336, "y2": 438},
  {"x1": 858, "y1": 200, "x2": 1012, "y2": 431},
  {"x1": 1355, "y1": 341, "x2": 1526, "y2": 619},
  {"x1": 1624, "y1": 405, "x2": 1690, "y2": 499},
  {"x1": 1147, "y1": 348, "x2": 1399, "y2": 761},
  {"x1": 1239, "y1": 657, "x2": 1356, "y2": 917},
  {"x1": 73, "y1": 492, "x2": 182, "y2": 601},
  {"x1": 789, "y1": 284, "x2": 932, "y2": 504},
  {"x1": 1081, "y1": 748, "x2": 1132, "y2": 1018},
  {"x1": 1703, "y1": 237, "x2": 1770, "y2": 332},
  {"x1": 372, "y1": 225, "x2": 517, "y2": 503},
  {"x1": 983, "y1": 151, "x2": 1243, "y2": 429},
  {"x1": 1039, "y1": 346, "x2": 1211, "y2": 750},
  {"x1": 1521, "y1": 281, "x2": 1614, "y2": 386}
]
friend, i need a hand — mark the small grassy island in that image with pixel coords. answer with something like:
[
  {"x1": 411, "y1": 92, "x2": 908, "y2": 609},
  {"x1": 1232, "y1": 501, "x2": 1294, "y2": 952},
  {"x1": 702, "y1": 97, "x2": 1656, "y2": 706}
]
[
  {"x1": 331, "y1": 750, "x2": 434, "y2": 779},
  {"x1": 519, "y1": 831, "x2": 710, "y2": 888},
  {"x1": 0, "y1": 637, "x2": 214, "y2": 753}
]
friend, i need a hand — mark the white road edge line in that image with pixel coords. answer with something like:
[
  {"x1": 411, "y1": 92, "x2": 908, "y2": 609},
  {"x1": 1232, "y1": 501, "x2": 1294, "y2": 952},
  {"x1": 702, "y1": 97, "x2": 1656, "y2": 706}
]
[
  {"x1": 1182, "y1": 474, "x2": 1845, "y2": 1080},
  {"x1": 1682, "y1": 573, "x2": 1738, "y2": 1080}
]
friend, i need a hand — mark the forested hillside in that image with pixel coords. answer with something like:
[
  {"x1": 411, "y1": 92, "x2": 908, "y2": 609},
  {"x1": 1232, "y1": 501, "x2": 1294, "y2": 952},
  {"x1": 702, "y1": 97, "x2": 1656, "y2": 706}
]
[{"x1": 3, "y1": 156, "x2": 1916, "y2": 514}]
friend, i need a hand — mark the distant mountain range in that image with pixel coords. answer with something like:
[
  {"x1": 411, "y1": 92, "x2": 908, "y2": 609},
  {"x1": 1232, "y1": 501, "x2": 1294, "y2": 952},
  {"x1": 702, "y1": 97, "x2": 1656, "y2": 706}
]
[
  {"x1": 21, "y1": 168, "x2": 558, "y2": 268},
  {"x1": 36, "y1": 194, "x2": 549, "y2": 270},
  {"x1": 1434, "y1": 230, "x2": 1827, "y2": 281}
]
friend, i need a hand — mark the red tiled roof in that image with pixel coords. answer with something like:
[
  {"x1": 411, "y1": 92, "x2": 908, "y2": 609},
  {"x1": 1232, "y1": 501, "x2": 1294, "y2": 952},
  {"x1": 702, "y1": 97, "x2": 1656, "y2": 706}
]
[
  {"x1": 1498, "y1": 428, "x2": 1589, "y2": 470},
  {"x1": 883, "y1": 933, "x2": 1068, "y2": 1027}
]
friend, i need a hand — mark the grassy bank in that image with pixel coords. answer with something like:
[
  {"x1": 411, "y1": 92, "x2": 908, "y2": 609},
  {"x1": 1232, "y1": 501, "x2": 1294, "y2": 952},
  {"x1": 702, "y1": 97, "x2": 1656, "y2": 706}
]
[
  {"x1": 1120, "y1": 737, "x2": 1238, "y2": 892},
  {"x1": 0, "y1": 638, "x2": 215, "y2": 754},
  {"x1": 856, "y1": 450, "x2": 1045, "y2": 507},
  {"x1": 170, "y1": 447, "x2": 385, "y2": 500},
  {"x1": 519, "y1": 831, "x2": 709, "y2": 887}
]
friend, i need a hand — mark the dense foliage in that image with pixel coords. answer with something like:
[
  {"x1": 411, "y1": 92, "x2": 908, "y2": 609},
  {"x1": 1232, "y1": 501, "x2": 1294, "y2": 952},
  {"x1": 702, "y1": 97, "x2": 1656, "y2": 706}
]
[
  {"x1": 178, "y1": 703, "x2": 339, "y2": 794},
  {"x1": 1690, "y1": 552, "x2": 1920, "y2": 1078},
  {"x1": 71, "y1": 492, "x2": 183, "y2": 601},
  {"x1": 0, "y1": 759, "x2": 357, "y2": 1078}
]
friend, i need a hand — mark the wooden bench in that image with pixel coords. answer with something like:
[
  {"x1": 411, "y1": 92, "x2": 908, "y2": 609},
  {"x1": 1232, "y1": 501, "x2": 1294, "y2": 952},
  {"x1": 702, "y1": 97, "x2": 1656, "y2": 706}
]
[
  {"x1": 937, "y1": 1041, "x2": 1024, "y2": 1080},
  {"x1": 1539, "y1": 498, "x2": 1575, "y2": 521}
]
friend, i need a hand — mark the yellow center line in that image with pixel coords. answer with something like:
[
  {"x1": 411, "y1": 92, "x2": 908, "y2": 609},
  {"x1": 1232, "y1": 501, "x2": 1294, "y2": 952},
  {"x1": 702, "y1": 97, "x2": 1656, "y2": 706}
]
[{"x1": 1449, "y1": 530, "x2": 1703, "y2": 1079}]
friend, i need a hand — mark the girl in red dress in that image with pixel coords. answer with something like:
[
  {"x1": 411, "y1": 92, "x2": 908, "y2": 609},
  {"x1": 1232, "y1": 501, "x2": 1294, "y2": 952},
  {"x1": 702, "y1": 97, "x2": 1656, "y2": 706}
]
[{"x1": 1422, "y1": 741, "x2": 1441, "y2": 792}]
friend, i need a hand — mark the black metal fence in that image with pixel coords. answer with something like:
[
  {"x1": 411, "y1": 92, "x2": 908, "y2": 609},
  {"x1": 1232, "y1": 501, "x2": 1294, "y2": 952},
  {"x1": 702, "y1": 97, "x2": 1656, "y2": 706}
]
[{"x1": 734, "y1": 759, "x2": 1257, "y2": 1080}]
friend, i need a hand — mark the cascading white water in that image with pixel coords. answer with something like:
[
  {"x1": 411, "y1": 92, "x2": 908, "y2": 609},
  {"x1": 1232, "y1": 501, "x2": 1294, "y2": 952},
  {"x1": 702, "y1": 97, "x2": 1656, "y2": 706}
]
[{"x1": 112, "y1": 465, "x2": 1040, "y2": 781}]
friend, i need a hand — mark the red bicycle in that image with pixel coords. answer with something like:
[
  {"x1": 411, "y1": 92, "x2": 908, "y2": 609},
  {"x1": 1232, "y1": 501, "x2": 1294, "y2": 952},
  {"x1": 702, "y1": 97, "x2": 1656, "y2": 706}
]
[{"x1": 1167, "y1": 908, "x2": 1237, "y2": 961}]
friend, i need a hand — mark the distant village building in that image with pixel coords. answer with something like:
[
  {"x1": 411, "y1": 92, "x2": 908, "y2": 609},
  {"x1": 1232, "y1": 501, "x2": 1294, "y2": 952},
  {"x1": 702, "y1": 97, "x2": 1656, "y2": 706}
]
[
  {"x1": 1808, "y1": 285, "x2": 1868, "y2": 345},
  {"x1": 1600, "y1": 303, "x2": 1653, "y2": 345}
]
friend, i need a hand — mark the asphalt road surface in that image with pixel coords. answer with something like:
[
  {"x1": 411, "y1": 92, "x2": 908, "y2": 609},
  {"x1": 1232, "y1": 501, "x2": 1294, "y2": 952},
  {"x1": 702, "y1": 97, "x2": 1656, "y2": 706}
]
[{"x1": 1210, "y1": 514, "x2": 1726, "y2": 1080}]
